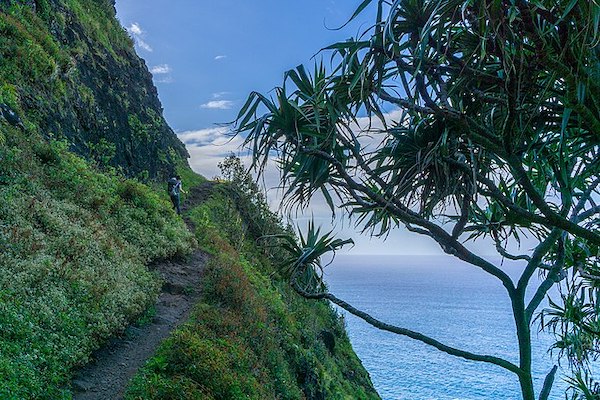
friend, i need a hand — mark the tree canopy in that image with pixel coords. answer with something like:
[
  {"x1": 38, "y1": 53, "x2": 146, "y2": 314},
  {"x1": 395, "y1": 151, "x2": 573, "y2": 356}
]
[{"x1": 235, "y1": 0, "x2": 600, "y2": 398}]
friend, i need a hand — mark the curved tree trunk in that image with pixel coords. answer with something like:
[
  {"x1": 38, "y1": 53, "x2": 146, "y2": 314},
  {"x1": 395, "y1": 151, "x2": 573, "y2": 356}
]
[{"x1": 513, "y1": 288, "x2": 535, "y2": 400}]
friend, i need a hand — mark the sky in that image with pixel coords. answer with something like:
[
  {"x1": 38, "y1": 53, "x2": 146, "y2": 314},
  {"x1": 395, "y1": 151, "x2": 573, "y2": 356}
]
[
  {"x1": 114, "y1": 0, "x2": 376, "y2": 179},
  {"x1": 113, "y1": 1, "x2": 509, "y2": 257}
]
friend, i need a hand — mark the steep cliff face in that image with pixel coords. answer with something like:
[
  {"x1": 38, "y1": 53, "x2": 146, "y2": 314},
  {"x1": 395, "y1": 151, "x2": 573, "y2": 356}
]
[
  {"x1": 0, "y1": 0, "x2": 187, "y2": 177},
  {"x1": 0, "y1": 2, "x2": 196, "y2": 398}
]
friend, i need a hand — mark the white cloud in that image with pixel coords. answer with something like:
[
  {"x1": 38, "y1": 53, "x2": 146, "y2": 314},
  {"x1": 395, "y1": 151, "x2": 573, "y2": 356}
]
[
  {"x1": 150, "y1": 64, "x2": 172, "y2": 74},
  {"x1": 178, "y1": 126, "x2": 245, "y2": 179},
  {"x1": 182, "y1": 108, "x2": 406, "y2": 188},
  {"x1": 137, "y1": 39, "x2": 153, "y2": 52},
  {"x1": 127, "y1": 22, "x2": 143, "y2": 35},
  {"x1": 200, "y1": 100, "x2": 234, "y2": 110},
  {"x1": 126, "y1": 22, "x2": 153, "y2": 52},
  {"x1": 178, "y1": 126, "x2": 233, "y2": 145},
  {"x1": 214, "y1": 55, "x2": 227, "y2": 60},
  {"x1": 212, "y1": 91, "x2": 229, "y2": 99}
]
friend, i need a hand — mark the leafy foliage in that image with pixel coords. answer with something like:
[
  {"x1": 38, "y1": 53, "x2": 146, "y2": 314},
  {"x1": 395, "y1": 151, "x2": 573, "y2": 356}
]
[
  {"x1": 0, "y1": 125, "x2": 195, "y2": 398},
  {"x1": 275, "y1": 221, "x2": 353, "y2": 296},
  {"x1": 126, "y1": 179, "x2": 379, "y2": 400},
  {"x1": 235, "y1": 0, "x2": 600, "y2": 398},
  {"x1": 541, "y1": 241, "x2": 600, "y2": 399},
  {"x1": 217, "y1": 154, "x2": 292, "y2": 260}
]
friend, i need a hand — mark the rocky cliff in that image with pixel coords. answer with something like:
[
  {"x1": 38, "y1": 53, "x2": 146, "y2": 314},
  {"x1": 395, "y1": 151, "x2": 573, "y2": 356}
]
[{"x1": 0, "y1": 0, "x2": 187, "y2": 177}]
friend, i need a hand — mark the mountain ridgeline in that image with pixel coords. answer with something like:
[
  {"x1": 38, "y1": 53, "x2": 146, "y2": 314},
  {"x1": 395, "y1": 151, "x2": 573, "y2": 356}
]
[{"x1": 0, "y1": 1, "x2": 378, "y2": 399}]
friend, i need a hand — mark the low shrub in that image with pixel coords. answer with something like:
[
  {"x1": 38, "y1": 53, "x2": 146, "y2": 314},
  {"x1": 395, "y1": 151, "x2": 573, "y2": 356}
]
[
  {"x1": 0, "y1": 124, "x2": 196, "y2": 399},
  {"x1": 126, "y1": 188, "x2": 378, "y2": 400}
]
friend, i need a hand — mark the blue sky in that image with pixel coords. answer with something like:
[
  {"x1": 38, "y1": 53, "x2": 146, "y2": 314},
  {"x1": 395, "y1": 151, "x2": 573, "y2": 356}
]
[
  {"x1": 112, "y1": 1, "x2": 481, "y2": 256},
  {"x1": 115, "y1": 0, "x2": 370, "y2": 132}
]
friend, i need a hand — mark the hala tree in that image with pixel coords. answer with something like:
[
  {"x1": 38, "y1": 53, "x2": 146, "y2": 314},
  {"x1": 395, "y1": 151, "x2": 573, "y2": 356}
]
[{"x1": 234, "y1": 0, "x2": 600, "y2": 398}]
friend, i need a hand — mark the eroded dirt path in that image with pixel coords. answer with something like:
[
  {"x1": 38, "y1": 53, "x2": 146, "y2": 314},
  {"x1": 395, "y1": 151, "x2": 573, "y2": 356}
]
[{"x1": 71, "y1": 182, "x2": 216, "y2": 400}]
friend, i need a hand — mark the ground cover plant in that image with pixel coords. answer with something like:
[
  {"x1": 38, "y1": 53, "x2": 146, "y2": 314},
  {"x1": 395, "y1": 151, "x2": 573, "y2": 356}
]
[
  {"x1": 0, "y1": 120, "x2": 195, "y2": 399},
  {"x1": 0, "y1": 2, "x2": 199, "y2": 396},
  {"x1": 125, "y1": 159, "x2": 379, "y2": 400}
]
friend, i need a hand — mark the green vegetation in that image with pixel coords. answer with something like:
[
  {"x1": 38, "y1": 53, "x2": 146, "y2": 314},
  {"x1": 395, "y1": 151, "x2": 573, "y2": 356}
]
[
  {"x1": 0, "y1": 4, "x2": 198, "y2": 390},
  {"x1": 128, "y1": 110, "x2": 170, "y2": 145},
  {"x1": 234, "y1": 0, "x2": 600, "y2": 398},
  {"x1": 0, "y1": 0, "x2": 133, "y2": 121},
  {"x1": 175, "y1": 160, "x2": 206, "y2": 190},
  {"x1": 0, "y1": 120, "x2": 195, "y2": 398},
  {"x1": 0, "y1": 0, "x2": 188, "y2": 178},
  {"x1": 0, "y1": 4, "x2": 69, "y2": 127},
  {"x1": 126, "y1": 158, "x2": 378, "y2": 400},
  {"x1": 62, "y1": 0, "x2": 135, "y2": 60},
  {"x1": 0, "y1": 1, "x2": 378, "y2": 399},
  {"x1": 0, "y1": 9, "x2": 195, "y2": 397}
]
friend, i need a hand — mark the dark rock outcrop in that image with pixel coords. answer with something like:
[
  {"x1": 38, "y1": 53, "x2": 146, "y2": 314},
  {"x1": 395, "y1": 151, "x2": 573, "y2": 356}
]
[{"x1": 0, "y1": 0, "x2": 188, "y2": 177}]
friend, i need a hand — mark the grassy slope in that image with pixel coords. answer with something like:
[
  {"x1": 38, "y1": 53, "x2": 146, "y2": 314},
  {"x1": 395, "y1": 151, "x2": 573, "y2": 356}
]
[
  {"x1": 126, "y1": 187, "x2": 380, "y2": 400},
  {"x1": 0, "y1": 1, "x2": 197, "y2": 398},
  {"x1": 0, "y1": 125, "x2": 196, "y2": 399},
  {"x1": 0, "y1": 2, "x2": 378, "y2": 398}
]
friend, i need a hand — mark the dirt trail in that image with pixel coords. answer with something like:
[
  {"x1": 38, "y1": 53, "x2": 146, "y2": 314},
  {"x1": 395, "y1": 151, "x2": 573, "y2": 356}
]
[{"x1": 71, "y1": 182, "x2": 216, "y2": 400}]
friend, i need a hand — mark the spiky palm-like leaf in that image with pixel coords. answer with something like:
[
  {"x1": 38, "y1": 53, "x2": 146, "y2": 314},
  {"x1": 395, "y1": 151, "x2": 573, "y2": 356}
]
[
  {"x1": 235, "y1": 0, "x2": 600, "y2": 398},
  {"x1": 268, "y1": 220, "x2": 353, "y2": 296}
]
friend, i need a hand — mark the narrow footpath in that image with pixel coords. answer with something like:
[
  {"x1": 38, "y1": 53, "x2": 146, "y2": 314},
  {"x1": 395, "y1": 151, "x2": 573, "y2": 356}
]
[{"x1": 71, "y1": 182, "x2": 216, "y2": 400}]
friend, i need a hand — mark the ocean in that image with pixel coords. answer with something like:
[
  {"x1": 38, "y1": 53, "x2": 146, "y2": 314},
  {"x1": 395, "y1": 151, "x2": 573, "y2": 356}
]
[{"x1": 325, "y1": 255, "x2": 569, "y2": 400}]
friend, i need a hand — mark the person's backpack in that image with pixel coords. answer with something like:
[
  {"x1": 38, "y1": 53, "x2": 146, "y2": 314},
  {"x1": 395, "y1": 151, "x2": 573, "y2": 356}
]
[{"x1": 167, "y1": 177, "x2": 178, "y2": 196}]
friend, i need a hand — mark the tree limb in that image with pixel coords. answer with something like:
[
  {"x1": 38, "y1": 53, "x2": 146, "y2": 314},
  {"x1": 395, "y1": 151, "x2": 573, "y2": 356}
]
[
  {"x1": 290, "y1": 276, "x2": 523, "y2": 376},
  {"x1": 525, "y1": 236, "x2": 566, "y2": 322},
  {"x1": 518, "y1": 229, "x2": 562, "y2": 294},
  {"x1": 378, "y1": 90, "x2": 436, "y2": 114},
  {"x1": 573, "y1": 206, "x2": 600, "y2": 224},
  {"x1": 494, "y1": 238, "x2": 532, "y2": 262},
  {"x1": 507, "y1": 157, "x2": 600, "y2": 245},
  {"x1": 300, "y1": 146, "x2": 516, "y2": 292},
  {"x1": 571, "y1": 177, "x2": 600, "y2": 220}
]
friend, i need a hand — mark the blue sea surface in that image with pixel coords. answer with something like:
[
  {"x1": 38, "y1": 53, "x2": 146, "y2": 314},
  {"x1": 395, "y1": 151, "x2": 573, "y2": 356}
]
[{"x1": 325, "y1": 255, "x2": 569, "y2": 400}]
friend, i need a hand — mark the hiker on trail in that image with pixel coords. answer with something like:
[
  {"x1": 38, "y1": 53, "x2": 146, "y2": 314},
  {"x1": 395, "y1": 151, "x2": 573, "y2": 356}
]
[{"x1": 168, "y1": 175, "x2": 186, "y2": 215}]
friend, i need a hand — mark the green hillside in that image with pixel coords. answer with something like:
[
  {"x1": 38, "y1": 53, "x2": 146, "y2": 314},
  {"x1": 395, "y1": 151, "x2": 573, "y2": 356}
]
[
  {"x1": 0, "y1": 0, "x2": 187, "y2": 178},
  {"x1": 127, "y1": 174, "x2": 380, "y2": 400},
  {"x1": 0, "y1": 1, "x2": 378, "y2": 399}
]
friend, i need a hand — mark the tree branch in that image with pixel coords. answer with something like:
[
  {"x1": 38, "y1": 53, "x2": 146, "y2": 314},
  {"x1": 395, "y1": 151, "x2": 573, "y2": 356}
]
[
  {"x1": 445, "y1": 158, "x2": 555, "y2": 228},
  {"x1": 378, "y1": 90, "x2": 436, "y2": 114},
  {"x1": 518, "y1": 228, "x2": 562, "y2": 294},
  {"x1": 290, "y1": 276, "x2": 523, "y2": 376},
  {"x1": 507, "y1": 157, "x2": 600, "y2": 245},
  {"x1": 573, "y1": 206, "x2": 600, "y2": 224},
  {"x1": 494, "y1": 238, "x2": 532, "y2": 262},
  {"x1": 452, "y1": 194, "x2": 471, "y2": 239},
  {"x1": 571, "y1": 177, "x2": 600, "y2": 220},
  {"x1": 525, "y1": 236, "x2": 566, "y2": 322},
  {"x1": 300, "y1": 146, "x2": 516, "y2": 292}
]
